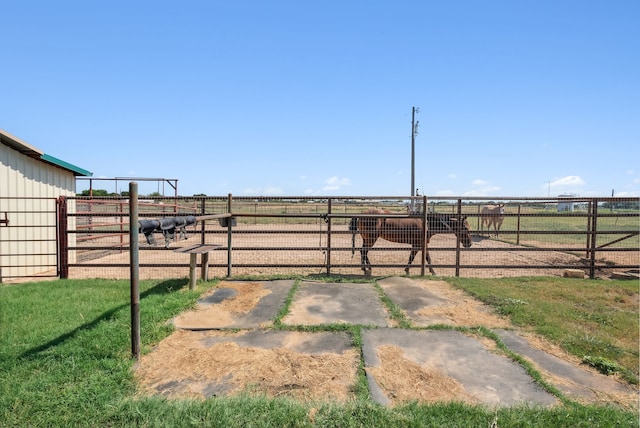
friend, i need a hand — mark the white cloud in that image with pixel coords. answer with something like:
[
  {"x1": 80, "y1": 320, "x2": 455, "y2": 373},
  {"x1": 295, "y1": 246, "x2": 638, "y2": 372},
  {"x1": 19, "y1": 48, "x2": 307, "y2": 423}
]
[
  {"x1": 634, "y1": 178, "x2": 640, "y2": 184},
  {"x1": 436, "y1": 189, "x2": 455, "y2": 196},
  {"x1": 324, "y1": 176, "x2": 351, "y2": 186},
  {"x1": 462, "y1": 189, "x2": 487, "y2": 196},
  {"x1": 472, "y1": 179, "x2": 487, "y2": 186},
  {"x1": 548, "y1": 175, "x2": 585, "y2": 188},
  {"x1": 448, "y1": 173, "x2": 456, "y2": 179},
  {"x1": 242, "y1": 186, "x2": 284, "y2": 196},
  {"x1": 615, "y1": 190, "x2": 640, "y2": 197},
  {"x1": 242, "y1": 187, "x2": 259, "y2": 195},
  {"x1": 322, "y1": 176, "x2": 351, "y2": 192},
  {"x1": 264, "y1": 186, "x2": 284, "y2": 195},
  {"x1": 463, "y1": 185, "x2": 501, "y2": 197}
]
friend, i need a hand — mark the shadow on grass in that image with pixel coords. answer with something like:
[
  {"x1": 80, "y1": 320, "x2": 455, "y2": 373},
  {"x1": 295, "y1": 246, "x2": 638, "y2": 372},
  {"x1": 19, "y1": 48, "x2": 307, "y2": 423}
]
[{"x1": 19, "y1": 278, "x2": 189, "y2": 359}]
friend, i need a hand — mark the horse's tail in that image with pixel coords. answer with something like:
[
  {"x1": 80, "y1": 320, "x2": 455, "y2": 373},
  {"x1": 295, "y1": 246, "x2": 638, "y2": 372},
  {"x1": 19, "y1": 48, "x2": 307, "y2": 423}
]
[{"x1": 349, "y1": 218, "x2": 358, "y2": 256}]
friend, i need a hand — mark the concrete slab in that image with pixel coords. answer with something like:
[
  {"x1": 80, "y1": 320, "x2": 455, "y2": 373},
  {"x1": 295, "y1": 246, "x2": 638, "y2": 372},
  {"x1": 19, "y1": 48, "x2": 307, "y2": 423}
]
[
  {"x1": 140, "y1": 278, "x2": 636, "y2": 408},
  {"x1": 174, "y1": 280, "x2": 294, "y2": 329},
  {"x1": 199, "y1": 329, "x2": 354, "y2": 354},
  {"x1": 282, "y1": 281, "x2": 390, "y2": 327},
  {"x1": 362, "y1": 328, "x2": 558, "y2": 407},
  {"x1": 496, "y1": 329, "x2": 635, "y2": 400},
  {"x1": 146, "y1": 330, "x2": 356, "y2": 400},
  {"x1": 378, "y1": 276, "x2": 453, "y2": 325}
]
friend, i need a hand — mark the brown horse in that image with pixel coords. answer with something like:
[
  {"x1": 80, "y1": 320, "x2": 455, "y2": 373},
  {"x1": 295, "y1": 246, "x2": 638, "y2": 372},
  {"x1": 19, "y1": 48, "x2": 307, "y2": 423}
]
[
  {"x1": 349, "y1": 209, "x2": 472, "y2": 275},
  {"x1": 480, "y1": 204, "x2": 505, "y2": 237}
]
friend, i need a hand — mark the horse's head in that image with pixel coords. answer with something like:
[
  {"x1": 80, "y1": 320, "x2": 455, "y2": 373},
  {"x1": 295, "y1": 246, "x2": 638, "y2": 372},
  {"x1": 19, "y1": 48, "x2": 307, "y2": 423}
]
[{"x1": 450, "y1": 215, "x2": 472, "y2": 248}]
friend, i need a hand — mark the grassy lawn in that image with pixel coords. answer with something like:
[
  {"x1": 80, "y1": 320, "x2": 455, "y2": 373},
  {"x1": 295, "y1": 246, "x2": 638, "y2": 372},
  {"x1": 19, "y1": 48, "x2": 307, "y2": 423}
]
[
  {"x1": 446, "y1": 276, "x2": 639, "y2": 385},
  {"x1": 1, "y1": 277, "x2": 638, "y2": 427}
]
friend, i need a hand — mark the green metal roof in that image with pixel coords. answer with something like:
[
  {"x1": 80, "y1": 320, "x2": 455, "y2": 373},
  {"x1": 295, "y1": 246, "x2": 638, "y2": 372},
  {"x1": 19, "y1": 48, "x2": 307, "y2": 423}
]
[
  {"x1": 40, "y1": 153, "x2": 93, "y2": 177},
  {"x1": 1, "y1": 129, "x2": 92, "y2": 177}
]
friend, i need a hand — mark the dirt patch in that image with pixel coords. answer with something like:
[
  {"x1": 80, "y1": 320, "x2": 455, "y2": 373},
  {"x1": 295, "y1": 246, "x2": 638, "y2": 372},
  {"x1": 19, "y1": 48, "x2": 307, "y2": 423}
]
[
  {"x1": 412, "y1": 279, "x2": 511, "y2": 328},
  {"x1": 510, "y1": 332, "x2": 639, "y2": 410},
  {"x1": 66, "y1": 223, "x2": 638, "y2": 280},
  {"x1": 135, "y1": 330, "x2": 359, "y2": 402},
  {"x1": 135, "y1": 279, "x2": 638, "y2": 410},
  {"x1": 173, "y1": 281, "x2": 271, "y2": 327},
  {"x1": 368, "y1": 345, "x2": 477, "y2": 405}
]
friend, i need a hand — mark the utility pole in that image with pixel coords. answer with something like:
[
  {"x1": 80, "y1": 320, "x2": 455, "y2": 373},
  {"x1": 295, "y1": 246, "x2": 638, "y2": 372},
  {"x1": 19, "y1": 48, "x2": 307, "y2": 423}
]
[{"x1": 411, "y1": 106, "x2": 420, "y2": 211}]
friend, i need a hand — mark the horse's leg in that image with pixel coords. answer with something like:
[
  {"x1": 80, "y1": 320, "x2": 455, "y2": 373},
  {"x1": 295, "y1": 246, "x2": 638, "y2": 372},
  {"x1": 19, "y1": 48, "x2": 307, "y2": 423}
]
[
  {"x1": 359, "y1": 247, "x2": 369, "y2": 273},
  {"x1": 360, "y1": 235, "x2": 375, "y2": 275},
  {"x1": 405, "y1": 248, "x2": 419, "y2": 275},
  {"x1": 425, "y1": 247, "x2": 436, "y2": 275}
]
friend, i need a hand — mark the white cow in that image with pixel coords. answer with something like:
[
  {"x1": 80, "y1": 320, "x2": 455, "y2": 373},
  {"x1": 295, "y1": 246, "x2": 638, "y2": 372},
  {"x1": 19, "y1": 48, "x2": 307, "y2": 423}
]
[{"x1": 481, "y1": 204, "x2": 505, "y2": 237}]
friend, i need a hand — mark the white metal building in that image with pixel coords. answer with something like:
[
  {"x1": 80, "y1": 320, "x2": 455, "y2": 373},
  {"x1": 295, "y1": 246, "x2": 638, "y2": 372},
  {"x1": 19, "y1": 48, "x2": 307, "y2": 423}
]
[{"x1": 0, "y1": 129, "x2": 92, "y2": 281}]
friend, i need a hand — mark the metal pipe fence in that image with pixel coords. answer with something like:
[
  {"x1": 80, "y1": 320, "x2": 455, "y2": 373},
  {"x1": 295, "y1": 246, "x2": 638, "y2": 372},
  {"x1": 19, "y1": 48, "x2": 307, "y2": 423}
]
[
  {"x1": 58, "y1": 195, "x2": 639, "y2": 281},
  {"x1": 0, "y1": 196, "x2": 59, "y2": 282},
  {"x1": 1, "y1": 195, "x2": 637, "y2": 282}
]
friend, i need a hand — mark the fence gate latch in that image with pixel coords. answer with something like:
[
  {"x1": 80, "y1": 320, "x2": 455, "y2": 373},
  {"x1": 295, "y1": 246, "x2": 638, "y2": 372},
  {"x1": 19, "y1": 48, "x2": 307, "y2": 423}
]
[{"x1": 0, "y1": 212, "x2": 8, "y2": 226}]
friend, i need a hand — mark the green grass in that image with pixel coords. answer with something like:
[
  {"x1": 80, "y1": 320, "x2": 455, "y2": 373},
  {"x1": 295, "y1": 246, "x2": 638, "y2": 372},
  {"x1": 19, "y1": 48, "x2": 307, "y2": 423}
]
[
  {"x1": 1, "y1": 277, "x2": 638, "y2": 427},
  {"x1": 446, "y1": 276, "x2": 639, "y2": 385}
]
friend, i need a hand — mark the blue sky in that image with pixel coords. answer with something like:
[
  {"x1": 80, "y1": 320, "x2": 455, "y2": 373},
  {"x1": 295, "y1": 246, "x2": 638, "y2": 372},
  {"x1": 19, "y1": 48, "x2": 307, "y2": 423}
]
[{"x1": 2, "y1": 1, "x2": 638, "y2": 198}]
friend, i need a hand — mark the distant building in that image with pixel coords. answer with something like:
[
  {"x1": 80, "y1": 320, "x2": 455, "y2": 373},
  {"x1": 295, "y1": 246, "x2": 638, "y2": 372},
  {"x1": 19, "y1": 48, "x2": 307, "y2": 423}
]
[
  {"x1": 558, "y1": 194, "x2": 577, "y2": 212},
  {"x1": 1, "y1": 129, "x2": 92, "y2": 280}
]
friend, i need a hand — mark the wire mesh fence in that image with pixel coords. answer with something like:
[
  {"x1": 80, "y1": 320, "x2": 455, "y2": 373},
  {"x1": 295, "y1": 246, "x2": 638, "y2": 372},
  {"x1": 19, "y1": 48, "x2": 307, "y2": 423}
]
[
  {"x1": 0, "y1": 196, "x2": 59, "y2": 281},
  {"x1": 55, "y1": 195, "x2": 639, "y2": 280},
  {"x1": 1, "y1": 195, "x2": 637, "y2": 282}
]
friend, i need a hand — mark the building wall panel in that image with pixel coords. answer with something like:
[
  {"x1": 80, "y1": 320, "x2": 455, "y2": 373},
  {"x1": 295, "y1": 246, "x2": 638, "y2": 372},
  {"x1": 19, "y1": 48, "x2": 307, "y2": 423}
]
[{"x1": 1, "y1": 143, "x2": 77, "y2": 280}]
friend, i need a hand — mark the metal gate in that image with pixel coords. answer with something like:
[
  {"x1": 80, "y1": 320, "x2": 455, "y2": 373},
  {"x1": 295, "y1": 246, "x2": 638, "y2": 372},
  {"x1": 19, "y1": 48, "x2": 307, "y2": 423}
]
[{"x1": 0, "y1": 196, "x2": 60, "y2": 282}]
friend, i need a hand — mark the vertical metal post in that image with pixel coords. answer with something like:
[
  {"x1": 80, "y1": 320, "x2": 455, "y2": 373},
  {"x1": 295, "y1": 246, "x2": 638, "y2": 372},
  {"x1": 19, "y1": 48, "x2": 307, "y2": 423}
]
[
  {"x1": 200, "y1": 197, "x2": 206, "y2": 245},
  {"x1": 589, "y1": 199, "x2": 598, "y2": 279},
  {"x1": 455, "y1": 199, "x2": 462, "y2": 277},
  {"x1": 227, "y1": 193, "x2": 233, "y2": 278},
  {"x1": 586, "y1": 200, "x2": 593, "y2": 259},
  {"x1": 516, "y1": 204, "x2": 521, "y2": 245},
  {"x1": 57, "y1": 196, "x2": 69, "y2": 279},
  {"x1": 129, "y1": 182, "x2": 140, "y2": 360},
  {"x1": 410, "y1": 106, "x2": 416, "y2": 210},
  {"x1": 326, "y1": 198, "x2": 332, "y2": 276},
  {"x1": 420, "y1": 195, "x2": 427, "y2": 276}
]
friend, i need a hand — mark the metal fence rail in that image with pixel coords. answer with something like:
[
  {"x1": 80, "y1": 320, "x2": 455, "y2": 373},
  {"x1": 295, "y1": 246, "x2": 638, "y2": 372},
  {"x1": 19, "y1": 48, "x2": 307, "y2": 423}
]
[
  {"x1": 55, "y1": 195, "x2": 638, "y2": 281},
  {"x1": 1, "y1": 195, "x2": 637, "y2": 282},
  {"x1": 0, "y1": 196, "x2": 59, "y2": 282}
]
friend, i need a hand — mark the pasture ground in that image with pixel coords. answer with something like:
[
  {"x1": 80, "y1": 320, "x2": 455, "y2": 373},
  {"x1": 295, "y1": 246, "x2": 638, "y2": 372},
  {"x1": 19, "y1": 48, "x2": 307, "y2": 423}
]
[
  {"x1": 134, "y1": 278, "x2": 638, "y2": 410},
  {"x1": 67, "y1": 222, "x2": 635, "y2": 280}
]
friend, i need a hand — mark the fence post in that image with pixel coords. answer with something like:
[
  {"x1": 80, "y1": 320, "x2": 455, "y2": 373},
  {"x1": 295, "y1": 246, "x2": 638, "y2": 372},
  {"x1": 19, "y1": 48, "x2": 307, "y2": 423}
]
[
  {"x1": 129, "y1": 182, "x2": 140, "y2": 360},
  {"x1": 455, "y1": 199, "x2": 462, "y2": 277},
  {"x1": 586, "y1": 200, "x2": 594, "y2": 259},
  {"x1": 227, "y1": 193, "x2": 233, "y2": 278},
  {"x1": 588, "y1": 199, "x2": 598, "y2": 279},
  {"x1": 326, "y1": 198, "x2": 332, "y2": 275},
  {"x1": 200, "y1": 197, "x2": 206, "y2": 245},
  {"x1": 57, "y1": 196, "x2": 69, "y2": 279},
  {"x1": 420, "y1": 196, "x2": 427, "y2": 276},
  {"x1": 516, "y1": 204, "x2": 522, "y2": 245}
]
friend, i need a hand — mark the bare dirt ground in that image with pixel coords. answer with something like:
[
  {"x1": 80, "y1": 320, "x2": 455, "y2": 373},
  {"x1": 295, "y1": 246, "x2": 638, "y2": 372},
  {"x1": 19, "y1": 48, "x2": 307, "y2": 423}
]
[
  {"x1": 67, "y1": 223, "x2": 636, "y2": 280},
  {"x1": 134, "y1": 279, "x2": 639, "y2": 410}
]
